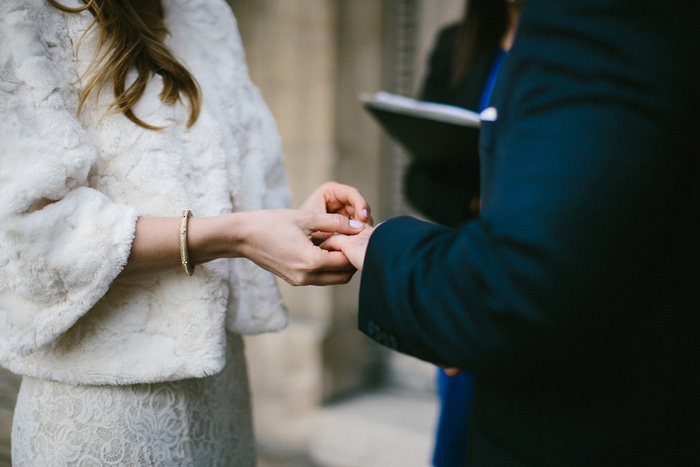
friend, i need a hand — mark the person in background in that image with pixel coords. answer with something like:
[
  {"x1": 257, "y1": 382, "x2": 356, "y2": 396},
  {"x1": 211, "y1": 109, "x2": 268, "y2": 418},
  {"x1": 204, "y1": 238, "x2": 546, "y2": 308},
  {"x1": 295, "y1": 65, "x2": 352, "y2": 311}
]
[
  {"x1": 324, "y1": 0, "x2": 700, "y2": 464},
  {"x1": 0, "y1": 0, "x2": 370, "y2": 464},
  {"x1": 404, "y1": 1, "x2": 523, "y2": 465}
]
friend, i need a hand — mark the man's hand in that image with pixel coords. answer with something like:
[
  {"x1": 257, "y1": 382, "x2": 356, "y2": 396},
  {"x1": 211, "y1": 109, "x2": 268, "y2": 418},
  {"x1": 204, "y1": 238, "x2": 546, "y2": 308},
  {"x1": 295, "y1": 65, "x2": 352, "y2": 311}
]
[
  {"x1": 318, "y1": 227, "x2": 374, "y2": 271},
  {"x1": 442, "y1": 367, "x2": 463, "y2": 377}
]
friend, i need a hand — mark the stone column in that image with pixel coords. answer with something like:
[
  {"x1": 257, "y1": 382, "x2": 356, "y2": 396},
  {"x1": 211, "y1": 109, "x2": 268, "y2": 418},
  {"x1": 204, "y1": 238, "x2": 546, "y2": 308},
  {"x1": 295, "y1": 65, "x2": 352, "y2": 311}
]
[
  {"x1": 229, "y1": 0, "x2": 385, "y2": 454},
  {"x1": 382, "y1": 0, "x2": 466, "y2": 393},
  {"x1": 324, "y1": 0, "x2": 385, "y2": 401}
]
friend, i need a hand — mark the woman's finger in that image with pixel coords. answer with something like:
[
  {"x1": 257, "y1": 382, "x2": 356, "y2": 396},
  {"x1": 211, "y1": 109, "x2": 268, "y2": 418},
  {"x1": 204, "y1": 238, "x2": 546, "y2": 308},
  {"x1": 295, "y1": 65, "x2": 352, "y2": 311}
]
[
  {"x1": 325, "y1": 182, "x2": 372, "y2": 223},
  {"x1": 301, "y1": 212, "x2": 365, "y2": 236},
  {"x1": 303, "y1": 270, "x2": 356, "y2": 286}
]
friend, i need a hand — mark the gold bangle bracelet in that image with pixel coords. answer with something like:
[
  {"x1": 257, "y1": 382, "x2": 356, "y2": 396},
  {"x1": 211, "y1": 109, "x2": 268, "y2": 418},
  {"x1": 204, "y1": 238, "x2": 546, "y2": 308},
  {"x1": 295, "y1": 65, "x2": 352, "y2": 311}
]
[{"x1": 179, "y1": 210, "x2": 195, "y2": 276}]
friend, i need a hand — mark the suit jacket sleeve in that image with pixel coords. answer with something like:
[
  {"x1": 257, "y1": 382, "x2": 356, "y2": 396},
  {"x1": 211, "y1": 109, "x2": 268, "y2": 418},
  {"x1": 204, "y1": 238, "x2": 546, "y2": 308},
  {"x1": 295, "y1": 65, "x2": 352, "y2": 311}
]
[{"x1": 359, "y1": 0, "x2": 700, "y2": 380}]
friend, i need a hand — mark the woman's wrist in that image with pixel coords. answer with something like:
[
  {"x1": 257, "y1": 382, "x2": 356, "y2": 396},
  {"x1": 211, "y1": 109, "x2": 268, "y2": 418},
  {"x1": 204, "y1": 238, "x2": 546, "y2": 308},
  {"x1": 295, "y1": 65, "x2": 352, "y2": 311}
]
[{"x1": 187, "y1": 213, "x2": 246, "y2": 264}]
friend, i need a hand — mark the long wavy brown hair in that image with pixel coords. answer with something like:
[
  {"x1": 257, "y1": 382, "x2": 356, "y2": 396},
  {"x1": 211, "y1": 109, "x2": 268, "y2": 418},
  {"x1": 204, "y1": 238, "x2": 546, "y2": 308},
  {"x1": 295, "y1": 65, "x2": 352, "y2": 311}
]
[
  {"x1": 451, "y1": 0, "x2": 508, "y2": 89},
  {"x1": 47, "y1": 0, "x2": 200, "y2": 129}
]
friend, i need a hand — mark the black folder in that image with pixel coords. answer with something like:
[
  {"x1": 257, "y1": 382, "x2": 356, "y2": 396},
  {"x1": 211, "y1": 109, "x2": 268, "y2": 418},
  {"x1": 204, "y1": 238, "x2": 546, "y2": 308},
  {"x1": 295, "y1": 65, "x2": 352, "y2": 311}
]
[{"x1": 360, "y1": 92, "x2": 481, "y2": 170}]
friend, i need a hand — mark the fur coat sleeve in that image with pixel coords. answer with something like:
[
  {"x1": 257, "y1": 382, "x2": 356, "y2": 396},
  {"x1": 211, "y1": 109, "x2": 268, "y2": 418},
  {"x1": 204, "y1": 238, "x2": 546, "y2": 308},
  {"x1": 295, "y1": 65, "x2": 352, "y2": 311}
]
[{"x1": 0, "y1": 3, "x2": 139, "y2": 360}]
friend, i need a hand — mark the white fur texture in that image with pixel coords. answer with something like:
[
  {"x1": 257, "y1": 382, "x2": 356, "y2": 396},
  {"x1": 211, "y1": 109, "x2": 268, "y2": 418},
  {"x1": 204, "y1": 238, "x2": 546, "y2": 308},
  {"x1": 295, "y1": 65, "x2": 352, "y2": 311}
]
[{"x1": 0, "y1": 0, "x2": 290, "y2": 385}]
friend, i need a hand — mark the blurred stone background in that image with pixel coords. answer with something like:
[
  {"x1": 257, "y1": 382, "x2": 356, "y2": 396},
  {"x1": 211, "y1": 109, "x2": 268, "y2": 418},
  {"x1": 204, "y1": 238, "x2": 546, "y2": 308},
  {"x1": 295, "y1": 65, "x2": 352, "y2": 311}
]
[{"x1": 0, "y1": 1, "x2": 464, "y2": 466}]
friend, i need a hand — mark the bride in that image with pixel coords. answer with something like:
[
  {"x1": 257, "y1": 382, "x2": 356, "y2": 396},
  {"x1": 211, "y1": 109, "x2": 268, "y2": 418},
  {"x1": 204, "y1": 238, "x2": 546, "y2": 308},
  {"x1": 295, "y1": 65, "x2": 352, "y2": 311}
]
[{"x1": 0, "y1": 0, "x2": 370, "y2": 464}]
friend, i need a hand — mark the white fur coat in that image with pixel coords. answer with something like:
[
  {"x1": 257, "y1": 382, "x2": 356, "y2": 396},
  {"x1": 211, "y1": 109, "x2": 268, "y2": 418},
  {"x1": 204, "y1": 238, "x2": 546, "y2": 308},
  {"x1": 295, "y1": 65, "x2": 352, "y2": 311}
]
[{"x1": 0, "y1": 0, "x2": 290, "y2": 385}]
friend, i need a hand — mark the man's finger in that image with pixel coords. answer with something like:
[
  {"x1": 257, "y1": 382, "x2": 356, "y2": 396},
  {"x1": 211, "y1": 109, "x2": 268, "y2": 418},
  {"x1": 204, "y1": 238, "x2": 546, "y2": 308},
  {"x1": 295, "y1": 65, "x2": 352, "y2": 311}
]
[
  {"x1": 443, "y1": 368, "x2": 463, "y2": 377},
  {"x1": 310, "y1": 248, "x2": 356, "y2": 272},
  {"x1": 311, "y1": 231, "x2": 335, "y2": 243},
  {"x1": 318, "y1": 234, "x2": 346, "y2": 253}
]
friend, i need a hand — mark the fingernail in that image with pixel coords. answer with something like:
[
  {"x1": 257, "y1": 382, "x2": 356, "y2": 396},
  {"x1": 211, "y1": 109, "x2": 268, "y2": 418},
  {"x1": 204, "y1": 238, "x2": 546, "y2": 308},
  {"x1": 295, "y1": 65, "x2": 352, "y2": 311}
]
[
  {"x1": 349, "y1": 219, "x2": 363, "y2": 229},
  {"x1": 333, "y1": 232, "x2": 341, "y2": 235},
  {"x1": 362, "y1": 208, "x2": 368, "y2": 219}
]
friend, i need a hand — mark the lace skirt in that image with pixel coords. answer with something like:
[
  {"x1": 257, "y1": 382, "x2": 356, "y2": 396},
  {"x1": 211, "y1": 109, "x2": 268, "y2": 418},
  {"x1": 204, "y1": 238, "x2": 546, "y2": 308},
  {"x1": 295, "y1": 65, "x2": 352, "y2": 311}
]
[{"x1": 11, "y1": 333, "x2": 254, "y2": 466}]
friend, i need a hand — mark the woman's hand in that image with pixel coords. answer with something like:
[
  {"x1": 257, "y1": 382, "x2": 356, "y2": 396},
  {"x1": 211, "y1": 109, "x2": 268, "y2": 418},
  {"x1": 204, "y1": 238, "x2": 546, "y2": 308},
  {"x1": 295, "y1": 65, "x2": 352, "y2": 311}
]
[
  {"x1": 232, "y1": 209, "x2": 366, "y2": 286},
  {"x1": 300, "y1": 182, "x2": 374, "y2": 226},
  {"x1": 117, "y1": 208, "x2": 366, "y2": 285}
]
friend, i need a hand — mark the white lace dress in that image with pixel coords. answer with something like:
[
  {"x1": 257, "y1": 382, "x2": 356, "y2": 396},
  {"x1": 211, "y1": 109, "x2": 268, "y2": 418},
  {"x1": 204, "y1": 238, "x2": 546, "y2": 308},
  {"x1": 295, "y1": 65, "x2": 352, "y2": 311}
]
[{"x1": 11, "y1": 333, "x2": 254, "y2": 466}]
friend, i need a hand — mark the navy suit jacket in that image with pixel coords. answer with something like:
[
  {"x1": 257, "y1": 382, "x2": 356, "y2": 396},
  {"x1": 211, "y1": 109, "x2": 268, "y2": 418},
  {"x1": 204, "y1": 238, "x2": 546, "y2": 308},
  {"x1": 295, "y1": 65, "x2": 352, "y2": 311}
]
[{"x1": 359, "y1": 0, "x2": 700, "y2": 464}]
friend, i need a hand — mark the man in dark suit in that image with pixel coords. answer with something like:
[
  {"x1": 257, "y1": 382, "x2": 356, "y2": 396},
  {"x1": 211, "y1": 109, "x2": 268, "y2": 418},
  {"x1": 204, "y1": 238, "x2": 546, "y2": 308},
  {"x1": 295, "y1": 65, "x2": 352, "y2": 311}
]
[{"x1": 324, "y1": 0, "x2": 700, "y2": 463}]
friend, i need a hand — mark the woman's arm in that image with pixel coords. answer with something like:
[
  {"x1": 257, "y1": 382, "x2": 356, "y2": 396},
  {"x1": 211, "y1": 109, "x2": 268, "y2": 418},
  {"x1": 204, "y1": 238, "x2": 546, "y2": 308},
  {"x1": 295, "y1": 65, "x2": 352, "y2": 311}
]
[{"x1": 117, "y1": 183, "x2": 371, "y2": 285}]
